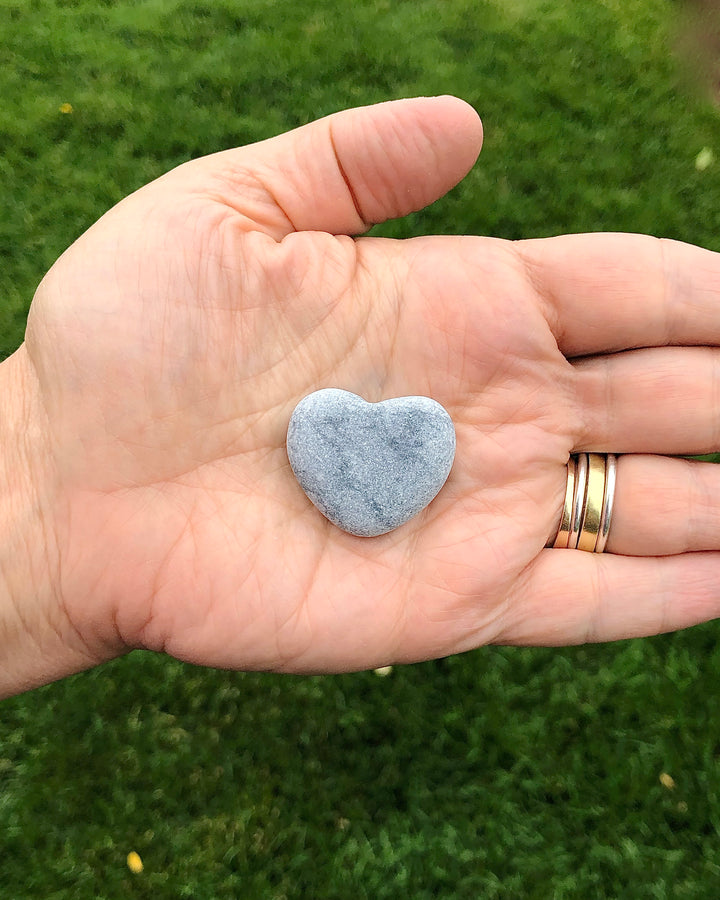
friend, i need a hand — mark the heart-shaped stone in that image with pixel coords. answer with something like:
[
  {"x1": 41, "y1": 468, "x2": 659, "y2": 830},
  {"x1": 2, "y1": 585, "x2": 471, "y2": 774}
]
[{"x1": 286, "y1": 389, "x2": 456, "y2": 537}]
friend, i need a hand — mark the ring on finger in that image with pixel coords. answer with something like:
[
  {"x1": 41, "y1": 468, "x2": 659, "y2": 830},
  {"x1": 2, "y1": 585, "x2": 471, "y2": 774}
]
[{"x1": 549, "y1": 453, "x2": 618, "y2": 553}]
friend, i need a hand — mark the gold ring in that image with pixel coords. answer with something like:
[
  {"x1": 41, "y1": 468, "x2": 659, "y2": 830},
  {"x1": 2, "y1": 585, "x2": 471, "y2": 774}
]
[
  {"x1": 577, "y1": 453, "x2": 606, "y2": 551},
  {"x1": 551, "y1": 455, "x2": 577, "y2": 549}
]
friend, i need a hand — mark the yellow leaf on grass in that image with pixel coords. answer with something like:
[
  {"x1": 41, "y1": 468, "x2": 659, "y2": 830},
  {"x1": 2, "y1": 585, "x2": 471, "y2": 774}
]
[
  {"x1": 695, "y1": 147, "x2": 714, "y2": 171},
  {"x1": 127, "y1": 851, "x2": 143, "y2": 874}
]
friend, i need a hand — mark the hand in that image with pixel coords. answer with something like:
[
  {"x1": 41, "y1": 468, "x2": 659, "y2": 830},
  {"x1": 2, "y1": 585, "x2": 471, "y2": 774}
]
[{"x1": 4, "y1": 95, "x2": 720, "y2": 695}]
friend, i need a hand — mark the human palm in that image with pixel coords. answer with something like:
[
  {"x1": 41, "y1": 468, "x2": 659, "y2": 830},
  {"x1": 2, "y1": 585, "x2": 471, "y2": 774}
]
[{"x1": 19, "y1": 97, "x2": 720, "y2": 675}]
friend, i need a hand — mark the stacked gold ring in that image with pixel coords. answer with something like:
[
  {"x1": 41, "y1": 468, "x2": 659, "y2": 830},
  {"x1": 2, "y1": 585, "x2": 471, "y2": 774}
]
[{"x1": 550, "y1": 453, "x2": 618, "y2": 552}]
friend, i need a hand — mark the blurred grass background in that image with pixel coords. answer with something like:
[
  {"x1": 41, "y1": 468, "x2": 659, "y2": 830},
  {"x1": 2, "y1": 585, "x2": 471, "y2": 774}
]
[{"x1": 3, "y1": 0, "x2": 720, "y2": 896}]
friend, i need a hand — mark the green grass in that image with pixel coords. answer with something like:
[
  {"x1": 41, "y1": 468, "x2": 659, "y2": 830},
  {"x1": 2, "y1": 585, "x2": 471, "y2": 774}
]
[{"x1": 3, "y1": 0, "x2": 720, "y2": 896}]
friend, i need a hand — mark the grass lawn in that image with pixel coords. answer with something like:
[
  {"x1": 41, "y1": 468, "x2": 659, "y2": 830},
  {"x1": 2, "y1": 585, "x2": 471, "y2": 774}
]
[{"x1": 3, "y1": 0, "x2": 720, "y2": 896}]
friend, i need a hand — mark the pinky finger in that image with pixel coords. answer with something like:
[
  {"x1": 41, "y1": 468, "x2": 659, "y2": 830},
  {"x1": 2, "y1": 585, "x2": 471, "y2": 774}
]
[{"x1": 501, "y1": 550, "x2": 720, "y2": 645}]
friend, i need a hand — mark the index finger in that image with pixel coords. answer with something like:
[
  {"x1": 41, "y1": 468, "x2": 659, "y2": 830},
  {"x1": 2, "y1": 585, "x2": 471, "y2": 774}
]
[{"x1": 516, "y1": 233, "x2": 720, "y2": 357}]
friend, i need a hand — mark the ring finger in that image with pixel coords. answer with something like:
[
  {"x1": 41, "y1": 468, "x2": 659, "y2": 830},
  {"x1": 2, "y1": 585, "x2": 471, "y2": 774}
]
[{"x1": 606, "y1": 454, "x2": 720, "y2": 556}]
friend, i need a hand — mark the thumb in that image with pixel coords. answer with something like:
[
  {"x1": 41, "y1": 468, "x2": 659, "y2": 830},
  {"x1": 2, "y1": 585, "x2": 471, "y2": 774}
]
[{"x1": 186, "y1": 96, "x2": 483, "y2": 238}]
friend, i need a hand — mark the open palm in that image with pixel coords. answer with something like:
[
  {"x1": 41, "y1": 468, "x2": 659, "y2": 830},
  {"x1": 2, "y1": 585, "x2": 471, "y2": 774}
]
[{"x1": 21, "y1": 96, "x2": 720, "y2": 676}]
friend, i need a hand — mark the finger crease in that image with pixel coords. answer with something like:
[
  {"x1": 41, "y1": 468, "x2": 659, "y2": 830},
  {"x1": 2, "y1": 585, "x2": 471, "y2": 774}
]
[
  {"x1": 328, "y1": 121, "x2": 372, "y2": 233},
  {"x1": 513, "y1": 244, "x2": 566, "y2": 351}
]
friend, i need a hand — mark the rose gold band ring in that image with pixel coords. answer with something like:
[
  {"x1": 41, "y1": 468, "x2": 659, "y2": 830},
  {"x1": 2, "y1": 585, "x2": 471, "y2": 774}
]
[{"x1": 548, "y1": 453, "x2": 618, "y2": 552}]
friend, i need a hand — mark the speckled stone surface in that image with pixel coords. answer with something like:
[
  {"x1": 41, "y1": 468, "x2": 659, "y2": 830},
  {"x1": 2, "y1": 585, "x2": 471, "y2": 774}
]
[{"x1": 286, "y1": 389, "x2": 456, "y2": 537}]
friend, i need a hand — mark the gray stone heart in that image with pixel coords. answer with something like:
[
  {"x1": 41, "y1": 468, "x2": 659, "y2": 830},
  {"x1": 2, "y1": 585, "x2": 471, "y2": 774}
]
[{"x1": 286, "y1": 389, "x2": 456, "y2": 537}]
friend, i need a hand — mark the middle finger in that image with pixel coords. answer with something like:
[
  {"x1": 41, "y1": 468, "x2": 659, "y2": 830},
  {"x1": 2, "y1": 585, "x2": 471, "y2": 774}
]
[{"x1": 573, "y1": 346, "x2": 720, "y2": 454}]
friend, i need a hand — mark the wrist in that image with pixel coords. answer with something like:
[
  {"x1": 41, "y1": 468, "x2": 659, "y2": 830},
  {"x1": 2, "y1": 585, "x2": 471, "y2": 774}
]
[{"x1": 0, "y1": 347, "x2": 95, "y2": 697}]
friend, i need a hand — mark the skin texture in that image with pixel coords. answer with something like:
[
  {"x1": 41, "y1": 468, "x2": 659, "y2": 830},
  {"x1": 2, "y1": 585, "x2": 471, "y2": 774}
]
[{"x1": 3, "y1": 95, "x2": 720, "y2": 696}]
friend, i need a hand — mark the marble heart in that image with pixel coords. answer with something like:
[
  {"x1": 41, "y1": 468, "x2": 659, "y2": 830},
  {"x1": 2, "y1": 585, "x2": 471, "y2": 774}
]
[{"x1": 286, "y1": 389, "x2": 456, "y2": 537}]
